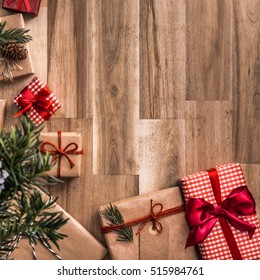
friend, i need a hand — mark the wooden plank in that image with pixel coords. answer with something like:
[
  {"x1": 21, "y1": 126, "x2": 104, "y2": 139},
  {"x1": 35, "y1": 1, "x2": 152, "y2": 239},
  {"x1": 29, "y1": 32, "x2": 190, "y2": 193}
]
[
  {"x1": 139, "y1": 119, "x2": 185, "y2": 194},
  {"x1": 93, "y1": 0, "x2": 139, "y2": 175},
  {"x1": 233, "y1": 0, "x2": 260, "y2": 163},
  {"x1": 140, "y1": 0, "x2": 186, "y2": 119},
  {"x1": 186, "y1": 0, "x2": 232, "y2": 100},
  {"x1": 185, "y1": 101, "x2": 233, "y2": 174},
  {"x1": 47, "y1": 0, "x2": 93, "y2": 118},
  {"x1": 242, "y1": 164, "x2": 260, "y2": 221}
]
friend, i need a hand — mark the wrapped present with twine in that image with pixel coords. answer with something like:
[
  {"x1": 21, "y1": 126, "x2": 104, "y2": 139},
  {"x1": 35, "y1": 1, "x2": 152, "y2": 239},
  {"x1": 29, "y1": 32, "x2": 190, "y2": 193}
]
[
  {"x1": 99, "y1": 187, "x2": 198, "y2": 260},
  {"x1": 40, "y1": 131, "x2": 83, "y2": 178},
  {"x1": 181, "y1": 163, "x2": 260, "y2": 260},
  {"x1": 10, "y1": 200, "x2": 107, "y2": 260},
  {"x1": 0, "y1": 14, "x2": 34, "y2": 81}
]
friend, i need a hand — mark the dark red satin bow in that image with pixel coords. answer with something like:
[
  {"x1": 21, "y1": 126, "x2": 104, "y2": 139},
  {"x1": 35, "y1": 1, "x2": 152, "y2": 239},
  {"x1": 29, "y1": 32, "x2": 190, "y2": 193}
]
[
  {"x1": 14, "y1": 87, "x2": 53, "y2": 120},
  {"x1": 6, "y1": 0, "x2": 31, "y2": 12},
  {"x1": 185, "y1": 186, "x2": 256, "y2": 248}
]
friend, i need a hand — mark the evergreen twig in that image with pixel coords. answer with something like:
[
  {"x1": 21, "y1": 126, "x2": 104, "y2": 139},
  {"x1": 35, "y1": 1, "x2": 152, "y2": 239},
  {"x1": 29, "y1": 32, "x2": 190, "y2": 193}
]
[
  {"x1": 0, "y1": 22, "x2": 32, "y2": 45},
  {"x1": 101, "y1": 204, "x2": 133, "y2": 242},
  {"x1": 0, "y1": 117, "x2": 68, "y2": 259}
]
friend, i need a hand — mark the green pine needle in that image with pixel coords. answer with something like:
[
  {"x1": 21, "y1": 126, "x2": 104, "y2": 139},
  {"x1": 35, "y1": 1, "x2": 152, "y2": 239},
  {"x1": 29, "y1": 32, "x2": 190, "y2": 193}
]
[
  {"x1": 0, "y1": 22, "x2": 33, "y2": 45},
  {"x1": 0, "y1": 116, "x2": 68, "y2": 259},
  {"x1": 101, "y1": 204, "x2": 133, "y2": 242}
]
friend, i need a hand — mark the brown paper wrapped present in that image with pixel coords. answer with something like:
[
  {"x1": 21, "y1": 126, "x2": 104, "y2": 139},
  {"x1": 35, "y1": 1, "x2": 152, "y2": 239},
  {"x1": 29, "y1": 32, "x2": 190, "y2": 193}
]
[
  {"x1": 0, "y1": 99, "x2": 7, "y2": 130},
  {"x1": 0, "y1": 14, "x2": 34, "y2": 81},
  {"x1": 12, "y1": 202, "x2": 107, "y2": 260},
  {"x1": 99, "y1": 187, "x2": 198, "y2": 260},
  {"x1": 40, "y1": 131, "x2": 83, "y2": 178}
]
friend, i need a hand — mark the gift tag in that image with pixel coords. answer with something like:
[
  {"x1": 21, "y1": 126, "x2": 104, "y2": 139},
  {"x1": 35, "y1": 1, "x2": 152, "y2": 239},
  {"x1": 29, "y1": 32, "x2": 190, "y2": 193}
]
[{"x1": 139, "y1": 223, "x2": 169, "y2": 260}]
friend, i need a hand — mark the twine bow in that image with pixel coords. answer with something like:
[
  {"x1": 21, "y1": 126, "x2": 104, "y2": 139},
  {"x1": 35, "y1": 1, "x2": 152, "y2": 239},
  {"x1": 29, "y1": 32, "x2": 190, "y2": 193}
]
[
  {"x1": 6, "y1": 0, "x2": 31, "y2": 12},
  {"x1": 40, "y1": 131, "x2": 83, "y2": 178},
  {"x1": 136, "y1": 200, "x2": 164, "y2": 235},
  {"x1": 13, "y1": 87, "x2": 54, "y2": 120},
  {"x1": 101, "y1": 200, "x2": 185, "y2": 236}
]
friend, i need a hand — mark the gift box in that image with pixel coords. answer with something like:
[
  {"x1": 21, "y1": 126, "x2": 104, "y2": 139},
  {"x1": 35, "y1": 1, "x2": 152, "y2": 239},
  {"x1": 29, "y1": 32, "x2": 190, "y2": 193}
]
[
  {"x1": 99, "y1": 187, "x2": 198, "y2": 260},
  {"x1": 181, "y1": 163, "x2": 260, "y2": 260},
  {"x1": 0, "y1": 99, "x2": 7, "y2": 130},
  {"x1": 40, "y1": 131, "x2": 83, "y2": 178},
  {"x1": 0, "y1": 14, "x2": 34, "y2": 81},
  {"x1": 11, "y1": 201, "x2": 107, "y2": 260},
  {"x1": 3, "y1": 0, "x2": 41, "y2": 16},
  {"x1": 13, "y1": 77, "x2": 61, "y2": 126}
]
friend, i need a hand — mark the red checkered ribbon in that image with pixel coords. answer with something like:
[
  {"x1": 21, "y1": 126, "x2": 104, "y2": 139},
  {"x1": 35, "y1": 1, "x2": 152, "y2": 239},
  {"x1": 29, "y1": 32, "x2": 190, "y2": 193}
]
[
  {"x1": 13, "y1": 77, "x2": 61, "y2": 126},
  {"x1": 181, "y1": 163, "x2": 260, "y2": 260},
  {"x1": 6, "y1": 0, "x2": 31, "y2": 12}
]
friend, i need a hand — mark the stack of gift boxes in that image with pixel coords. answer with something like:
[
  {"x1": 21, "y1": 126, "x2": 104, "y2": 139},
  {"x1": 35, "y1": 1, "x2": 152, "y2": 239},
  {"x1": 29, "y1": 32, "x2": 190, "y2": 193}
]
[{"x1": 0, "y1": 0, "x2": 260, "y2": 260}]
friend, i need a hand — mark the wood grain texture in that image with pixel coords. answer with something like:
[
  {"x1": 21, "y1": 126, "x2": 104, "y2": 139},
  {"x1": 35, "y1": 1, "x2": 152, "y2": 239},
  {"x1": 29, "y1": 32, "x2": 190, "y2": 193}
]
[
  {"x1": 140, "y1": 0, "x2": 186, "y2": 119},
  {"x1": 186, "y1": 0, "x2": 232, "y2": 100},
  {"x1": 242, "y1": 164, "x2": 260, "y2": 221},
  {"x1": 139, "y1": 119, "x2": 185, "y2": 194},
  {"x1": 185, "y1": 101, "x2": 233, "y2": 174},
  {"x1": 1, "y1": 0, "x2": 260, "y2": 259},
  {"x1": 93, "y1": 0, "x2": 139, "y2": 175},
  {"x1": 233, "y1": 0, "x2": 260, "y2": 163},
  {"x1": 48, "y1": 0, "x2": 93, "y2": 118}
]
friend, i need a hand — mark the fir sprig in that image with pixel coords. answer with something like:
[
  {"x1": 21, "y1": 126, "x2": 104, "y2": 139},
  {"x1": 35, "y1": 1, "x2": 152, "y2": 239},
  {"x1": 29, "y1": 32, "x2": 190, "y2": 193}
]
[
  {"x1": 0, "y1": 22, "x2": 32, "y2": 45},
  {"x1": 0, "y1": 117, "x2": 67, "y2": 259},
  {"x1": 101, "y1": 204, "x2": 133, "y2": 242}
]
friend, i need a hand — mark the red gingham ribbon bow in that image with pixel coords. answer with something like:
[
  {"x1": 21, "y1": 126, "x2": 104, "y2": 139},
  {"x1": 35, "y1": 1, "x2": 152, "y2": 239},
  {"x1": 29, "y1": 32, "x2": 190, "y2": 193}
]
[
  {"x1": 13, "y1": 87, "x2": 54, "y2": 120},
  {"x1": 185, "y1": 185, "x2": 256, "y2": 248}
]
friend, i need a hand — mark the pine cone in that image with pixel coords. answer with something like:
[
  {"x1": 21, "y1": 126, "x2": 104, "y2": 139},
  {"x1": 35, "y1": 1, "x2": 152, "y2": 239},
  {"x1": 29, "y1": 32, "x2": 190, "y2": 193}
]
[{"x1": 0, "y1": 43, "x2": 28, "y2": 61}]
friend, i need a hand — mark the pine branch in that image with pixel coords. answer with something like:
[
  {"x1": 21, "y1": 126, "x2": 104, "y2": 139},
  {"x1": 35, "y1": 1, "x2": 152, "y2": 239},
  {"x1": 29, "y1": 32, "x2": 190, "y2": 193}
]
[
  {"x1": 0, "y1": 117, "x2": 68, "y2": 258},
  {"x1": 0, "y1": 22, "x2": 32, "y2": 45},
  {"x1": 101, "y1": 204, "x2": 133, "y2": 242}
]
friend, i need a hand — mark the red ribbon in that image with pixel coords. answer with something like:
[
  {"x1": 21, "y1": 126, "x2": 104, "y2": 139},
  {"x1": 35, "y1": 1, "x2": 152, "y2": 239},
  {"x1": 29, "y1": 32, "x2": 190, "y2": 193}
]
[
  {"x1": 6, "y1": 0, "x2": 31, "y2": 12},
  {"x1": 185, "y1": 168, "x2": 256, "y2": 260},
  {"x1": 40, "y1": 131, "x2": 83, "y2": 178},
  {"x1": 13, "y1": 87, "x2": 54, "y2": 120},
  {"x1": 101, "y1": 199, "x2": 185, "y2": 235}
]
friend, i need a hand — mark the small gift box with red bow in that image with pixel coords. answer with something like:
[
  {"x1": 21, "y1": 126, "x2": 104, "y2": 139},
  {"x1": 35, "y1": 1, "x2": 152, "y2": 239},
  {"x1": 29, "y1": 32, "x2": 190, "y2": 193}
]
[
  {"x1": 3, "y1": 0, "x2": 41, "y2": 16},
  {"x1": 181, "y1": 163, "x2": 260, "y2": 260},
  {"x1": 39, "y1": 131, "x2": 83, "y2": 178},
  {"x1": 99, "y1": 187, "x2": 198, "y2": 260},
  {"x1": 13, "y1": 77, "x2": 61, "y2": 126}
]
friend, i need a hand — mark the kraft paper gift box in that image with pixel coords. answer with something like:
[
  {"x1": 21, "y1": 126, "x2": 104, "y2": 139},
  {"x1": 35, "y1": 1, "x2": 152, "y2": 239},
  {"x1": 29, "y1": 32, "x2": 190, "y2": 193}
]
[
  {"x1": 11, "y1": 202, "x2": 107, "y2": 260},
  {"x1": 181, "y1": 163, "x2": 260, "y2": 260},
  {"x1": 40, "y1": 131, "x2": 83, "y2": 178},
  {"x1": 0, "y1": 99, "x2": 7, "y2": 130},
  {"x1": 3, "y1": 0, "x2": 42, "y2": 17},
  {"x1": 0, "y1": 14, "x2": 34, "y2": 81},
  {"x1": 99, "y1": 187, "x2": 198, "y2": 260}
]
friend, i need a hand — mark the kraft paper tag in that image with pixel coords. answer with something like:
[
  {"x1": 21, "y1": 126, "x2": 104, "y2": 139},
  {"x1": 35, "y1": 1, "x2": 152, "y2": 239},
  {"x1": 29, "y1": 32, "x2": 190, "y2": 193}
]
[{"x1": 139, "y1": 223, "x2": 169, "y2": 260}]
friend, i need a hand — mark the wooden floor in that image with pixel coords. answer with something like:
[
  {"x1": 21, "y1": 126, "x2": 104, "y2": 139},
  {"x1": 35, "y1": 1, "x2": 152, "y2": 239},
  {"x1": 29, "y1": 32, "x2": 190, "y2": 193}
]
[{"x1": 1, "y1": 0, "x2": 260, "y2": 257}]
